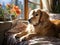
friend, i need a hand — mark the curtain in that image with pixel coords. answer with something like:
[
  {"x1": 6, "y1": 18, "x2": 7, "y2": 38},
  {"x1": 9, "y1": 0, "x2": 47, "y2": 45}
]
[
  {"x1": 41, "y1": 0, "x2": 50, "y2": 11},
  {"x1": 42, "y1": 0, "x2": 60, "y2": 13}
]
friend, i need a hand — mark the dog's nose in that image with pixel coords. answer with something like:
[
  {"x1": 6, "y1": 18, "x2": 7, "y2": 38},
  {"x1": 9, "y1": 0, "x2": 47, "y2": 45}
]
[{"x1": 28, "y1": 19, "x2": 31, "y2": 23}]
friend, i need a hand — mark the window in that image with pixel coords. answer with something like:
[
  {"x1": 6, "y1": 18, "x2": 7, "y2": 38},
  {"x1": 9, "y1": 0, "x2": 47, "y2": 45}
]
[
  {"x1": 0, "y1": 0, "x2": 25, "y2": 19},
  {"x1": 0, "y1": 0, "x2": 42, "y2": 20},
  {"x1": 16, "y1": 0, "x2": 24, "y2": 19},
  {"x1": 28, "y1": 0, "x2": 40, "y2": 14},
  {"x1": 16, "y1": 0, "x2": 28, "y2": 20}
]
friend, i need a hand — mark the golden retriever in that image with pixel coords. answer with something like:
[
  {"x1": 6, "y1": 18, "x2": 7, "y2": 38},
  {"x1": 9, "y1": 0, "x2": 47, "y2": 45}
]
[{"x1": 15, "y1": 9, "x2": 60, "y2": 41}]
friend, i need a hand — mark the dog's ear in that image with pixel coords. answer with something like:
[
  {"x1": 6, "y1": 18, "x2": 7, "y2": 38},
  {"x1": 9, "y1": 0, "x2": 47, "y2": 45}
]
[
  {"x1": 37, "y1": 9, "x2": 42, "y2": 13},
  {"x1": 32, "y1": 10, "x2": 35, "y2": 15},
  {"x1": 40, "y1": 11, "x2": 49, "y2": 22}
]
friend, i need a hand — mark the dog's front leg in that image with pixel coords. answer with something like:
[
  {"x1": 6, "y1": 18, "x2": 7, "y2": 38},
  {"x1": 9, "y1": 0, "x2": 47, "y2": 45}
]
[
  {"x1": 20, "y1": 33, "x2": 36, "y2": 41},
  {"x1": 15, "y1": 31, "x2": 28, "y2": 39}
]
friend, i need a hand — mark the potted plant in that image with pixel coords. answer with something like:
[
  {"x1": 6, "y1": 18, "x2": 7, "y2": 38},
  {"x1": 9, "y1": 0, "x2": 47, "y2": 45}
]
[
  {"x1": 10, "y1": 5, "x2": 21, "y2": 20},
  {"x1": 0, "y1": 4, "x2": 21, "y2": 21}
]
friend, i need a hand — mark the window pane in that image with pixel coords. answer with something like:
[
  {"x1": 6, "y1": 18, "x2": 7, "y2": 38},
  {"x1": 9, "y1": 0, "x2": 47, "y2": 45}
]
[
  {"x1": 0, "y1": 0, "x2": 11, "y2": 9},
  {"x1": 28, "y1": 0, "x2": 40, "y2": 14},
  {"x1": 29, "y1": 0, "x2": 40, "y2": 4},
  {"x1": 17, "y1": 0, "x2": 24, "y2": 19}
]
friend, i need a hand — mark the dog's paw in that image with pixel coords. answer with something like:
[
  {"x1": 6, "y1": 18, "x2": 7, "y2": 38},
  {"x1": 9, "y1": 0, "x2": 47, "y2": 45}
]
[
  {"x1": 15, "y1": 33, "x2": 23, "y2": 39},
  {"x1": 15, "y1": 35, "x2": 20, "y2": 40},
  {"x1": 20, "y1": 36, "x2": 27, "y2": 42},
  {"x1": 20, "y1": 34, "x2": 35, "y2": 41}
]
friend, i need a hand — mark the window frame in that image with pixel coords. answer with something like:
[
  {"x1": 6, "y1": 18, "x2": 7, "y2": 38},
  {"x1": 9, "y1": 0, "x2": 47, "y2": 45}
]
[
  {"x1": 22, "y1": 0, "x2": 43, "y2": 20},
  {"x1": 24, "y1": 0, "x2": 28, "y2": 20}
]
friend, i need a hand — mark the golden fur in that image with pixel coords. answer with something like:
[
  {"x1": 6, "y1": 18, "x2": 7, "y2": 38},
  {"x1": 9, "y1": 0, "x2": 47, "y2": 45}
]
[{"x1": 15, "y1": 9, "x2": 60, "y2": 41}]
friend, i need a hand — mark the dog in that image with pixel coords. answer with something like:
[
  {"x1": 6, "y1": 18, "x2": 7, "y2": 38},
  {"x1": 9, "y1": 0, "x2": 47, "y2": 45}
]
[{"x1": 15, "y1": 9, "x2": 60, "y2": 41}]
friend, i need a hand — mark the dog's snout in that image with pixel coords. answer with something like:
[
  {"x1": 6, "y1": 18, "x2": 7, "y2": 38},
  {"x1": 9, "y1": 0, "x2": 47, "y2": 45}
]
[{"x1": 28, "y1": 19, "x2": 31, "y2": 23}]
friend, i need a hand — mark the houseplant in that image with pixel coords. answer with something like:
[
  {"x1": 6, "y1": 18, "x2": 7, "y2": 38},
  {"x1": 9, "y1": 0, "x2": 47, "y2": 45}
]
[
  {"x1": 0, "y1": 4, "x2": 21, "y2": 21},
  {"x1": 5, "y1": 4, "x2": 21, "y2": 20}
]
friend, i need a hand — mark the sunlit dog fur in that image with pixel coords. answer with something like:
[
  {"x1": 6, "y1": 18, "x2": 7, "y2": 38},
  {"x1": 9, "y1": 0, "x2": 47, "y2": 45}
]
[{"x1": 15, "y1": 9, "x2": 60, "y2": 41}]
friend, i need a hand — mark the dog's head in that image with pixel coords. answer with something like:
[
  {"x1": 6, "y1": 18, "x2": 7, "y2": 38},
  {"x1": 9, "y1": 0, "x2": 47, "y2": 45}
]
[{"x1": 28, "y1": 9, "x2": 49, "y2": 26}]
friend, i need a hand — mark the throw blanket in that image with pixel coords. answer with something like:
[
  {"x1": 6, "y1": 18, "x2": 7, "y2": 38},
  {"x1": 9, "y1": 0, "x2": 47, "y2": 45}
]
[
  {"x1": 5, "y1": 22, "x2": 60, "y2": 45},
  {"x1": 7, "y1": 34, "x2": 28, "y2": 45},
  {"x1": 7, "y1": 35, "x2": 60, "y2": 45}
]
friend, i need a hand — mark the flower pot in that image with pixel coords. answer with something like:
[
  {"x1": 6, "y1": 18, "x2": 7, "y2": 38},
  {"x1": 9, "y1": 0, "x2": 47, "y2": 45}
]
[{"x1": 11, "y1": 15, "x2": 16, "y2": 20}]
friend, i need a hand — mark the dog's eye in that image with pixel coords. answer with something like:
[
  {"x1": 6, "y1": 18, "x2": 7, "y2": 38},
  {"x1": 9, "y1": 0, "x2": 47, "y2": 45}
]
[{"x1": 36, "y1": 14, "x2": 38, "y2": 16}]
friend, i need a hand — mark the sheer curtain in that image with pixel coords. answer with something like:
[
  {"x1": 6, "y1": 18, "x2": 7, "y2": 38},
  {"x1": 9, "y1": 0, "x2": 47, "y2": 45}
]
[
  {"x1": 42, "y1": 0, "x2": 60, "y2": 20},
  {"x1": 41, "y1": 0, "x2": 51, "y2": 12}
]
